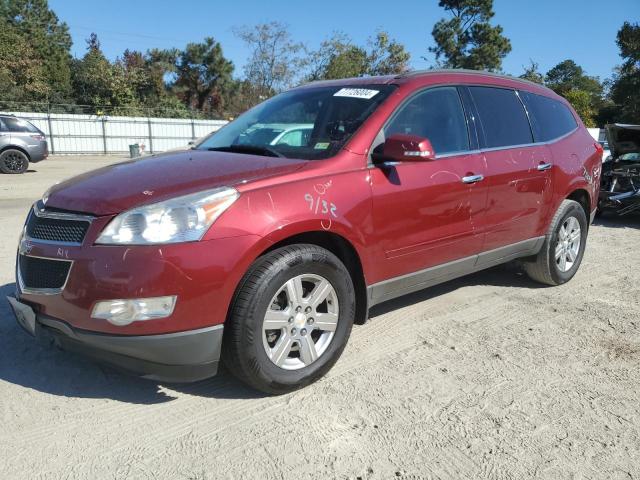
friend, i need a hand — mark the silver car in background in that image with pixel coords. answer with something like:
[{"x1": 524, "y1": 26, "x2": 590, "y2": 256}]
[{"x1": 0, "y1": 115, "x2": 48, "y2": 174}]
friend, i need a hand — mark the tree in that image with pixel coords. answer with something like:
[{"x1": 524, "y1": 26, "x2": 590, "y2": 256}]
[
  {"x1": 0, "y1": 0, "x2": 73, "y2": 102},
  {"x1": 367, "y1": 31, "x2": 411, "y2": 76},
  {"x1": 564, "y1": 89, "x2": 596, "y2": 127},
  {"x1": 519, "y1": 60, "x2": 544, "y2": 84},
  {"x1": 545, "y1": 60, "x2": 603, "y2": 97},
  {"x1": 429, "y1": 0, "x2": 511, "y2": 71},
  {"x1": 71, "y1": 34, "x2": 137, "y2": 113},
  {"x1": 305, "y1": 33, "x2": 365, "y2": 81},
  {"x1": 145, "y1": 48, "x2": 180, "y2": 100},
  {"x1": 321, "y1": 42, "x2": 369, "y2": 80},
  {"x1": 172, "y1": 37, "x2": 234, "y2": 115},
  {"x1": 234, "y1": 22, "x2": 304, "y2": 101},
  {"x1": 114, "y1": 50, "x2": 178, "y2": 113},
  {"x1": 0, "y1": 20, "x2": 50, "y2": 102},
  {"x1": 306, "y1": 31, "x2": 410, "y2": 81},
  {"x1": 609, "y1": 22, "x2": 640, "y2": 123},
  {"x1": 223, "y1": 79, "x2": 261, "y2": 118},
  {"x1": 544, "y1": 59, "x2": 603, "y2": 126}
]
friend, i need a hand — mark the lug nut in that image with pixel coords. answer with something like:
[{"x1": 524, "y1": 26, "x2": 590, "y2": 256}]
[
  {"x1": 288, "y1": 317, "x2": 294, "y2": 323},
  {"x1": 296, "y1": 306, "x2": 302, "y2": 312},
  {"x1": 301, "y1": 329, "x2": 307, "y2": 336},
  {"x1": 305, "y1": 306, "x2": 312, "y2": 313},
  {"x1": 291, "y1": 328, "x2": 297, "y2": 335},
  {"x1": 308, "y1": 318, "x2": 314, "y2": 325}
]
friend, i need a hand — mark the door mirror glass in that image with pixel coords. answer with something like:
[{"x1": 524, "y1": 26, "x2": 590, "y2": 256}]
[{"x1": 382, "y1": 133, "x2": 435, "y2": 162}]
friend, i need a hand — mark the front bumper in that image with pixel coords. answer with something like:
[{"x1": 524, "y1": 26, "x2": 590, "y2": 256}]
[
  {"x1": 13, "y1": 203, "x2": 267, "y2": 381},
  {"x1": 8, "y1": 295, "x2": 223, "y2": 382},
  {"x1": 18, "y1": 209, "x2": 261, "y2": 335}
]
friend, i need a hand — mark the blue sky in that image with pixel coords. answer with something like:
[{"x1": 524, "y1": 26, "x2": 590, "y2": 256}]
[{"x1": 50, "y1": 0, "x2": 638, "y2": 82}]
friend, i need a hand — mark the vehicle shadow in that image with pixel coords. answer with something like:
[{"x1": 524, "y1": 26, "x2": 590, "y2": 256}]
[
  {"x1": 0, "y1": 282, "x2": 262, "y2": 404},
  {"x1": 0, "y1": 265, "x2": 538, "y2": 403}
]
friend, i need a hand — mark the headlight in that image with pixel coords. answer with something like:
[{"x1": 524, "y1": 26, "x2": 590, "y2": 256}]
[{"x1": 96, "y1": 187, "x2": 239, "y2": 245}]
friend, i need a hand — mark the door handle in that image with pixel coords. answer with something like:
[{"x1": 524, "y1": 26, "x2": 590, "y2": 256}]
[
  {"x1": 537, "y1": 162, "x2": 553, "y2": 171},
  {"x1": 462, "y1": 174, "x2": 484, "y2": 184}
]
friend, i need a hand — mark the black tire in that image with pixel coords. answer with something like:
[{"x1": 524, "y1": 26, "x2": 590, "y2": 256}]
[
  {"x1": 0, "y1": 148, "x2": 29, "y2": 174},
  {"x1": 222, "y1": 244, "x2": 355, "y2": 394},
  {"x1": 524, "y1": 199, "x2": 588, "y2": 286}
]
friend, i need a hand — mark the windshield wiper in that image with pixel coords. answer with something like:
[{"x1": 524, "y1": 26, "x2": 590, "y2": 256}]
[{"x1": 207, "y1": 145, "x2": 284, "y2": 158}]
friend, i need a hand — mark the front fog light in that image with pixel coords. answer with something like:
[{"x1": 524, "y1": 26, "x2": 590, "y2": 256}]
[{"x1": 91, "y1": 296, "x2": 177, "y2": 326}]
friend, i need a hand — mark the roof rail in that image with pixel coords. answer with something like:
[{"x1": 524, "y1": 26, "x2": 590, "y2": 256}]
[{"x1": 395, "y1": 69, "x2": 546, "y2": 89}]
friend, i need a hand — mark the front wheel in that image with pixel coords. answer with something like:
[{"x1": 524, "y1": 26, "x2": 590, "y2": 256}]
[
  {"x1": 524, "y1": 199, "x2": 588, "y2": 286},
  {"x1": 222, "y1": 244, "x2": 355, "y2": 394}
]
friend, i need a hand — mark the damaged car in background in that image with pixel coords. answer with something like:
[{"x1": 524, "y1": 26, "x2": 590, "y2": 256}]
[{"x1": 599, "y1": 124, "x2": 640, "y2": 215}]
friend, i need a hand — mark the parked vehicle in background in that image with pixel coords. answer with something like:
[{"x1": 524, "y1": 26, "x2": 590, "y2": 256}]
[
  {"x1": 0, "y1": 115, "x2": 48, "y2": 174},
  {"x1": 175, "y1": 123, "x2": 314, "y2": 152},
  {"x1": 238, "y1": 123, "x2": 313, "y2": 147},
  {"x1": 8, "y1": 70, "x2": 602, "y2": 394},
  {"x1": 588, "y1": 127, "x2": 611, "y2": 162},
  {"x1": 599, "y1": 123, "x2": 640, "y2": 215}
]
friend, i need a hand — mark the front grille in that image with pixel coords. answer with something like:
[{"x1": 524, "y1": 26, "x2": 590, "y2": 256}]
[
  {"x1": 19, "y1": 255, "x2": 71, "y2": 290},
  {"x1": 26, "y1": 211, "x2": 90, "y2": 244}
]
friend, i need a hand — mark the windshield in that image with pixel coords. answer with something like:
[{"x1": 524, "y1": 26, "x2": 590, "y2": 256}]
[
  {"x1": 620, "y1": 153, "x2": 640, "y2": 161},
  {"x1": 197, "y1": 85, "x2": 396, "y2": 160}
]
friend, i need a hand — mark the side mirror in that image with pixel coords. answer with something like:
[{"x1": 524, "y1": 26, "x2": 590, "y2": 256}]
[{"x1": 381, "y1": 134, "x2": 435, "y2": 163}]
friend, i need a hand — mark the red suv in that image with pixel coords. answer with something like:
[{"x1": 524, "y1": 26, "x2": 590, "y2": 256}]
[{"x1": 8, "y1": 70, "x2": 602, "y2": 393}]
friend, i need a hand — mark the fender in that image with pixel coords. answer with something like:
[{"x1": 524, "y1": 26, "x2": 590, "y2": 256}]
[{"x1": 204, "y1": 170, "x2": 376, "y2": 283}]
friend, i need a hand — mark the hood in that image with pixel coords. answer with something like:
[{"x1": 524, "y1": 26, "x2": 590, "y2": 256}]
[
  {"x1": 45, "y1": 150, "x2": 307, "y2": 215},
  {"x1": 605, "y1": 123, "x2": 640, "y2": 160}
]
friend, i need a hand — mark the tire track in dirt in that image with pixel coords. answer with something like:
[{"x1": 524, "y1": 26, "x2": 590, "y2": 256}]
[
  {"x1": 1, "y1": 282, "x2": 493, "y2": 452},
  {"x1": 93, "y1": 294, "x2": 541, "y2": 478},
  {"x1": 3, "y1": 283, "x2": 525, "y2": 479}
]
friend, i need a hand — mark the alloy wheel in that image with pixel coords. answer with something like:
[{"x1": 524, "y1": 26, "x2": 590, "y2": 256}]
[
  {"x1": 555, "y1": 216, "x2": 581, "y2": 272},
  {"x1": 262, "y1": 274, "x2": 339, "y2": 370},
  {"x1": 1, "y1": 150, "x2": 27, "y2": 173}
]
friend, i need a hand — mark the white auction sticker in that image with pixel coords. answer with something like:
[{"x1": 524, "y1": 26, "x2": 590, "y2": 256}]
[{"x1": 333, "y1": 88, "x2": 379, "y2": 100}]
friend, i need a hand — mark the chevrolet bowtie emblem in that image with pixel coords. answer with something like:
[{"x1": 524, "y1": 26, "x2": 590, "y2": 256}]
[{"x1": 19, "y1": 237, "x2": 33, "y2": 255}]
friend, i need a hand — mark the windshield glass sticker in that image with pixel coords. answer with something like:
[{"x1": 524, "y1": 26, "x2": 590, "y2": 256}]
[
  {"x1": 333, "y1": 88, "x2": 379, "y2": 100},
  {"x1": 314, "y1": 142, "x2": 330, "y2": 150}
]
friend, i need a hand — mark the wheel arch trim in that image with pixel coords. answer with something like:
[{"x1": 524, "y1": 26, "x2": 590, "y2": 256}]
[{"x1": 0, "y1": 145, "x2": 31, "y2": 159}]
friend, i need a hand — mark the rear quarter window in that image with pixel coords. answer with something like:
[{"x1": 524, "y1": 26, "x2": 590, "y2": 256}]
[
  {"x1": 519, "y1": 91, "x2": 578, "y2": 142},
  {"x1": 468, "y1": 86, "x2": 533, "y2": 149},
  {"x1": 3, "y1": 117, "x2": 40, "y2": 133}
]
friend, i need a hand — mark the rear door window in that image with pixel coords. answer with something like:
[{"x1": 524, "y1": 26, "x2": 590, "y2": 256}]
[
  {"x1": 519, "y1": 91, "x2": 578, "y2": 142},
  {"x1": 468, "y1": 86, "x2": 533, "y2": 149},
  {"x1": 384, "y1": 87, "x2": 470, "y2": 155},
  {"x1": 3, "y1": 117, "x2": 40, "y2": 133}
]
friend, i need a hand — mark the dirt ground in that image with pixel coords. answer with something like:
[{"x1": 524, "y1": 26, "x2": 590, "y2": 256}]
[{"x1": 1, "y1": 156, "x2": 639, "y2": 480}]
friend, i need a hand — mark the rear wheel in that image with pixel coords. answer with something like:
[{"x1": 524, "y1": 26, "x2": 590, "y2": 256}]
[
  {"x1": 524, "y1": 199, "x2": 588, "y2": 286},
  {"x1": 0, "y1": 149, "x2": 29, "y2": 174},
  {"x1": 222, "y1": 244, "x2": 355, "y2": 394}
]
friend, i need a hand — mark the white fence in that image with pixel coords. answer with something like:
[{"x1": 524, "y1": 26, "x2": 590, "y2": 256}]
[{"x1": 0, "y1": 111, "x2": 228, "y2": 155}]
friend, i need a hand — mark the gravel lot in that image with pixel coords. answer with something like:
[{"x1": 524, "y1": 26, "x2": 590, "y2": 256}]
[{"x1": 1, "y1": 156, "x2": 639, "y2": 479}]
